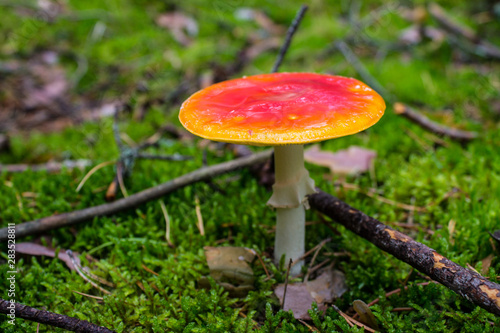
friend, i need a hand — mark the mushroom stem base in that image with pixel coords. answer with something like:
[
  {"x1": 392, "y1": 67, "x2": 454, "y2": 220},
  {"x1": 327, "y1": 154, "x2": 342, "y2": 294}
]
[{"x1": 275, "y1": 206, "x2": 305, "y2": 276}]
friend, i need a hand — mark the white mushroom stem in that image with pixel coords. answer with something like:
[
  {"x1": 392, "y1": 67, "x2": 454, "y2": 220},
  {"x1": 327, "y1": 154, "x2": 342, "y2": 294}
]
[{"x1": 268, "y1": 145, "x2": 316, "y2": 276}]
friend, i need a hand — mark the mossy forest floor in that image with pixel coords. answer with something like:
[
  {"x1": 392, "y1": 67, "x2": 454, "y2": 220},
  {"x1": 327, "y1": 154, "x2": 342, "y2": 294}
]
[{"x1": 1, "y1": 0, "x2": 500, "y2": 332}]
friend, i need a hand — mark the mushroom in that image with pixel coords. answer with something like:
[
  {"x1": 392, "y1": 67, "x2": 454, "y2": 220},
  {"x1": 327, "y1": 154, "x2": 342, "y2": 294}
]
[{"x1": 179, "y1": 72, "x2": 385, "y2": 275}]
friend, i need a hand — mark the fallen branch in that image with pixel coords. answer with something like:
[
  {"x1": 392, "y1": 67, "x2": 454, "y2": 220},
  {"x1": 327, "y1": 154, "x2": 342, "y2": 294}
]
[
  {"x1": 428, "y1": 3, "x2": 500, "y2": 60},
  {"x1": 0, "y1": 299, "x2": 115, "y2": 332},
  {"x1": 0, "y1": 150, "x2": 272, "y2": 241},
  {"x1": 335, "y1": 40, "x2": 392, "y2": 100},
  {"x1": 394, "y1": 102, "x2": 478, "y2": 142},
  {"x1": 271, "y1": 5, "x2": 308, "y2": 73},
  {"x1": 0, "y1": 159, "x2": 92, "y2": 173},
  {"x1": 104, "y1": 110, "x2": 192, "y2": 201},
  {"x1": 308, "y1": 189, "x2": 500, "y2": 316}
]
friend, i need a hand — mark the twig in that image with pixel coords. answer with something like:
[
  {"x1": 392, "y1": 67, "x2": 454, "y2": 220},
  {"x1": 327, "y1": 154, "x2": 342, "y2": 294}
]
[
  {"x1": 305, "y1": 258, "x2": 331, "y2": 277},
  {"x1": 136, "y1": 153, "x2": 192, "y2": 161},
  {"x1": 281, "y1": 258, "x2": 293, "y2": 309},
  {"x1": 0, "y1": 298, "x2": 115, "y2": 332},
  {"x1": 67, "y1": 250, "x2": 111, "y2": 295},
  {"x1": 428, "y1": 3, "x2": 477, "y2": 42},
  {"x1": 115, "y1": 162, "x2": 128, "y2": 198},
  {"x1": 112, "y1": 108, "x2": 125, "y2": 152},
  {"x1": 159, "y1": 200, "x2": 174, "y2": 247},
  {"x1": 254, "y1": 250, "x2": 270, "y2": 278},
  {"x1": 391, "y1": 307, "x2": 414, "y2": 312},
  {"x1": 335, "y1": 40, "x2": 392, "y2": 100},
  {"x1": 72, "y1": 290, "x2": 104, "y2": 301},
  {"x1": 1, "y1": 159, "x2": 92, "y2": 174},
  {"x1": 428, "y1": 3, "x2": 500, "y2": 60},
  {"x1": 336, "y1": 181, "x2": 426, "y2": 212},
  {"x1": 76, "y1": 160, "x2": 116, "y2": 192},
  {"x1": 308, "y1": 189, "x2": 500, "y2": 316},
  {"x1": 141, "y1": 263, "x2": 159, "y2": 276},
  {"x1": 304, "y1": 238, "x2": 330, "y2": 282},
  {"x1": 297, "y1": 319, "x2": 320, "y2": 332},
  {"x1": 194, "y1": 195, "x2": 205, "y2": 236},
  {"x1": 365, "y1": 282, "x2": 433, "y2": 308},
  {"x1": 332, "y1": 305, "x2": 376, "y2": 332},
  {"x1": 291, "y1": 237, "x2": 332, "y2": 268},
  {"x1": 0, "y1": 150, "x2": 273, "y2": 241},
  {"x1": 271, "y1": 5, "x2": 308, "y2": 73},
  {"x1": 394, "y1": 102, "x2": 478, "y2": 142}
]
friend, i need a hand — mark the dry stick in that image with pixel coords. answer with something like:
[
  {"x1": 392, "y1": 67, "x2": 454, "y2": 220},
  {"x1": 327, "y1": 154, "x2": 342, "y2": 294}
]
[
  {"x1": 336, "y1": 181, "x2": 426, "y2": 212},
  {"x1": 72, "y1": 290, "x2": 104, "y2": 301},
  {"x1": 352, "y1": 281, "x2": 432, "y2": 320},
  {"x1": 394, "y1": 102, "x2": 478, "y2": 142},
  {"x1": 335, "y1": 42, "x2": 478, "y2": 143},
  {"x1": 254, "y1": 250, "x2": 271, "y2": 278},
  {"x1": 308, "y1": 189, "x2": 500, "y2": 316},
  {"x1": 281, "y1": 258, "x2": 294, "y2": 309},
  {"x1": 76, "y1": 160, "x2": 116, "y2": 192},
  {"x1": 159, "y1": 200, "x2": 174, "y2": 247},
  {"x1": 1, "y1": 159, "x2": 92, "y2": 173},
  {"x1": 271, "y1": 4, "x2": 308, "y2": 73},
  {"x1": 366, "y1": 282, "x2": 433, "y2": 308},
  {"x1": 304, "y1": 238, "x2": 330, "y2": 282},
  {"x1": 335, "y1": 40, "x2": 392, "y2": 100},
  {"x1": 291, "y1": 237, "x2": 332, "y2": 268},
  {"x1": 194, "y1": 195, "x2": 205, "y2": 236},
  {"x1": 0, "y1": 299, "x2": 115, "y2": 333},
  {"x1": 0, "y1": 150, "x2": 272, "y2": 242},
  {"x1": 67, "y1": 250, "x2": 111, "y2": 295},
  {"x1": 428, "y1": 3, "x2": 500, "y2": 60},
  {"x1": 332, "y1": 305, "x2": 376, "y2": 333},
  {"x1": 428, "y1": 3, "x2": 477, "y2": 42}
]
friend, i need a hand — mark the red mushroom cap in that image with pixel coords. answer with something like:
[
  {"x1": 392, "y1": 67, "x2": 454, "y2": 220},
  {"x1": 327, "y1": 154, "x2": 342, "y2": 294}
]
[{"x1": 179, "y1": 72, "x2": 385, "y2": 146}]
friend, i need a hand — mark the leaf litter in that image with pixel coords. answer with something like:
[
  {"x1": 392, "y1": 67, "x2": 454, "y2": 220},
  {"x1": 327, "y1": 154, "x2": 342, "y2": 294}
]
[
  {"x1": 304, "y1": 145, "x2": 376, "y2": 176},
  {"x1": 274, "y1": 267, "x2": 348, "y2": 320}
]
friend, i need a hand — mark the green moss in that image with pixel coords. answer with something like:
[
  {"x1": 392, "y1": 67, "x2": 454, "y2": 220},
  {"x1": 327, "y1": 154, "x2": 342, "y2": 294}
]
[{"x1": 2, "y1": 0, "x2": 500, "y2": 331}]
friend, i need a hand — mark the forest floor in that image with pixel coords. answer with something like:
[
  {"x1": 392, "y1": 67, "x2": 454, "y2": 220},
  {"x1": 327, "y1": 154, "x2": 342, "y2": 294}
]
[{"x1": 1, "y1": 0, "x2": 500, "y2": 332}]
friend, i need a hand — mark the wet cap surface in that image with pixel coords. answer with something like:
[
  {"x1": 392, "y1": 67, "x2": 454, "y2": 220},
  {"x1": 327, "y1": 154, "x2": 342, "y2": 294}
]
[{"x1": 179, "y1": 72, "x2": 385, "y2": 146}]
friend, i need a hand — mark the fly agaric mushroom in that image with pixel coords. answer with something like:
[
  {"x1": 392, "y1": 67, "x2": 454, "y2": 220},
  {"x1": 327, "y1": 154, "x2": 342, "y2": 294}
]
[{"x1": 179, "y1": 72, "x2": 385, "y2": 275}]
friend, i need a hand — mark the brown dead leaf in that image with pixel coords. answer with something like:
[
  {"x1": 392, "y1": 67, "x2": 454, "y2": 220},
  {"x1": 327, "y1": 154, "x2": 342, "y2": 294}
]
[
  {"x1": 353, "y1": 300, "x2": 379, "y2": 330},
  {"x1": 156, "y1": 12, "x2": 198, "y2": 47},
  {"x1": 304, "y1": 145, "x2": 376, "y2": 176},
  {"x1": 481, "y1": 253, "x2": 495, "y2": 275},
  {"x1": 0, "y1": 52, "x2": 73, "y2": 133},
  {"x1": 15, "y1": 242, "x2": 81, "y2": 271},
  {"x1": 274, "y1": 268, "x2": 347, "y2": 319},
  {"x1": 201, "y1": 246, "x2": 256, "y2": 297},
  {"x1": 0, "y1": 51, "x2": 118, "y2": 134}
]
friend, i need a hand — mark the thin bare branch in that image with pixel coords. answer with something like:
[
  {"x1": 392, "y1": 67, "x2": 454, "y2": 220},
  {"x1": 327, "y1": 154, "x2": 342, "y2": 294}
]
[
  {"x1": 394, "y1": 102, "x2": 478, "y2": 142},
  {"x1": 0, "y1": 150, "x2": 272, "y2": 241},
  {"x1": 271, "y1": 5, "x2": 308, "y2": 73}
]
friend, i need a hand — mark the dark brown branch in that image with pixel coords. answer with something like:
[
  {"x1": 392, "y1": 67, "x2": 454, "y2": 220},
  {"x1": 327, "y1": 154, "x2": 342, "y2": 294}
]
[
  {"x1": 308, "y1": 189, "x2": 500, "y2": 316},
  {"x1": 0, "y1": 299, "x2": 115, "y2": 332},
  {"x1": 271, "y1": 5, "x2": 308, "y2": 73},
  {"x1": 394, "y1": 102, "x2": 478, "y2": 142},
  {"x1": 0, "y1": 150, "x2": 272, "y2": 241}
]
